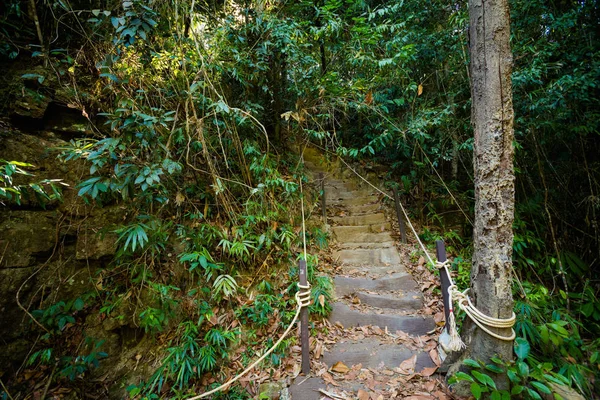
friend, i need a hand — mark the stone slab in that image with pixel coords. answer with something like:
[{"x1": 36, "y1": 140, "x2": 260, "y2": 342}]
[
  {"x1": 323, "y1": 337, "x2": 435, "y2": 371},
  {"x1": 338, "y1": 241, "x2": 396, "y2": 249},
  {"x1": 334, "y1": 273, "x2": 418, "y2": 296},
  {"x1": 325, "y1": 189, "x2": 376, "y2": 200},
  {"x1": 329, "y1": 196, "x2": 379, "y2": 207},
  {"x1": 356, "y1": 291, "x2": 423, "y2": 311},
  {"x1": 332, "y1": 229, "x2": 394, "y2": 244},
  {"x1": 337, "y1": 265, "x2": 407, "y2": 277},
  {"x1": 333, "y1": 247, "x2": 401, "y2": 266},
  {"x1": 288, "y1": 377, "x2": 328, "y2": 400},
  {"x1": 342, "y1": 203, "x2": 382, "y2": 215},
  {"x1": 331, "y1": 213, "x2": 386, "y2": 226},
  {"x1": 333, "y1": 224, "x2": 392, "y2": 238},
  {"x1": 329, "y1": 303, "x2": 435, "y2": 336}
]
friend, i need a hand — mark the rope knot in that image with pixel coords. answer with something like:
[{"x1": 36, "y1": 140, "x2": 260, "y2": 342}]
[{"x1": 296, "y1": 282, "x2": 312, "y2": 308}]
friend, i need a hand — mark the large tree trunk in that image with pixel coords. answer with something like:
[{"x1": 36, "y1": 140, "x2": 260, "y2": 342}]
[{"x1": 468, "y1": 0, "x2": 515, "y2": 385}]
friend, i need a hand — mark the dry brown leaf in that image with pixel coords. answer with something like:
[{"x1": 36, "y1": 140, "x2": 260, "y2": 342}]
[
  {"x1": 371, "y1": 326, "x2": 383, "y2": 335},
  {"x1": 420, "y1": 366, "x2": 438, "y2": 377},
  {"x1": 424, "y1": 381, "x2": 436, "y2": 392},
  {"x1": 331, "y1": 361, "x2": 350, "y2": 374},
  {"x1": 313, "y1": 340, "x2": 324, "y2": 359},
  {"x1": 357, "y1": 389, "x2": 370, "y2": 400},
  {"x1": 429, "y1": 348, "x2": 441, "y2": 367},
  {"x1": 398, "y1": 354, "x2": 417, "y2": 374},
  {"x1": 321, "y1": 371, "x2": 340, "y2": 386},
  {"x1": 434, "y1": 312, "x2": 445, "y2": 325},
  {"x1": 319, "y1": 294, "x2": 326, "y2": 308},
  {"x1": 417, "y1": 84, "x2": 424, "y2": 96}
]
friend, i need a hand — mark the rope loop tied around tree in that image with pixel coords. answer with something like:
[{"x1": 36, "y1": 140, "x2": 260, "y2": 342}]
[{"x1": 436, "y1": 260, "x2": 516, "y2": 352}]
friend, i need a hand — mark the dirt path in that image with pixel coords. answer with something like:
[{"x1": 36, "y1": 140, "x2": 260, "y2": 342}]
[{"x1": 288, "y1": 157, "x2": 451, "y2": 399}]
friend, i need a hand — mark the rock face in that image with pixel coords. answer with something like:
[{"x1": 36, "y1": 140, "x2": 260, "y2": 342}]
[
  {"x1": 289, "y1": 152, "x2": 436, "y2": 399},
  {"x1": 0, "y1": 125, "x2": 120, "y2": 375}
]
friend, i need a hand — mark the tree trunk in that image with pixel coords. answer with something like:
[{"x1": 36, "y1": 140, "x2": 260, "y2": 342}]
[{"x1": 468, "y1": 0, "x2": 515, "y2": 387}]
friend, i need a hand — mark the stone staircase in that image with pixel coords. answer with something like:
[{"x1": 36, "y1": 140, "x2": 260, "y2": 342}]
[{"x1": 289, "y1": 157, "x2": 436, "y2": 399}]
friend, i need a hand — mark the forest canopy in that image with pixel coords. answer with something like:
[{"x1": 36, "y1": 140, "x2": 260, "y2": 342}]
[{"x1": 0, "y1": 0, "x2": 599, "y2": 399}]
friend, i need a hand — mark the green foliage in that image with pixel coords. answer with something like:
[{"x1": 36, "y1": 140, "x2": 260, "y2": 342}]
[
  {"x1": 145, "y1": 321, "x2": 239, "y2": 394},
  {"x1": 0, "y1": 160, "x2": 65, "y2": 206},
  {"x1": 26, "y1": 296, "x2": 107, "y2": 382},
  {"x1": 4, "y1": 0, "x2": 598, "y2": 397},
  {"x1": 450, "y1": 345, "x2": 571, "y2": 400}
]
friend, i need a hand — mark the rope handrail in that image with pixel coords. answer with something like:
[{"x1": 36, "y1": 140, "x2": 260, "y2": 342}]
[
  {"x1": 314, "y1": 144, "x2": 515, "y2": 350},
  {"x1": 437, "y1": 260, "x2": 516, "y2": 350}
]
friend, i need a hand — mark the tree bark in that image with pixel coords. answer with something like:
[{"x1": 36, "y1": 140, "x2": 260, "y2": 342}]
[{"x1": 468, "y1": 0, "x2": 515, "y2": 386}]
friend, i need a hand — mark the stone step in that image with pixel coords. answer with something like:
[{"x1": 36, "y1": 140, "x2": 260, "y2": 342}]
[
  {"x1": 331, "y1": 213, "x2": 386, "y2": 226},
  {"x1": 289, "y1": 338, "x2": 435, "y2": 400},
  {"x1": 333, "y1": 229, "x2": 394, "y2": 244},
  {"x1": 332, "y1": 225, "x2": 390, "y2": 238},
  {"x1": 329, "y1": 196, "x2": 379, "y2": 207},
  {"x1": 333, "y1": 247, "x2": 401, "y2": 266},
  {"x1": 355, "y1": 291, "x2": 423, "y2": 311},
  {"x1": 324, "y1": 180, "x2": 360, "y2": 191},
  {"x1": 337, "y1": 203, "x2": 382, "y2": 215},
  {"x1": 338, "y1": 241, "x2": 396, "y2": 249},
  {"x1": 325, "y1": 189, "x2": 377, "y2": 200},
  {"x1": 330, "y1": 303, "x2": 435, "y2": 336},
  {"x1": 323, "y1": 337, "x2": 435, "y2": 371},
  {"x1": 334, "y1": 273, "x2": 418, "y2": 296},
  {"x1": 337, "y1": 265, "x2": 407, "y2": 278}
]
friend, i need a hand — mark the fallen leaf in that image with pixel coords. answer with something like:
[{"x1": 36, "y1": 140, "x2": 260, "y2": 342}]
[
  {"x1": 429, "y1": 348, "x2": 441, "y2": 367},
  {"x1": 398, "y1": 355, "x2": 417, "y2": 375},
  {"x1": 331, "y1": 361, "x2": 350, "y2": 374},
  {"x1": 313, "y1": 340, "x2": 324, "y2": 359},
  {"x1": 357, "y1": 389, "x2": 370, "y2": 400},
  {"x1": 319, "y1": 294, "x2": 326, "y2": 308},
  {"x1": 420, "y1": 366, "x2": 438, "y2": 377},
  {"x1": 321, "y1": 371, "x2": 339, "y2": 386},
  {"x1": 371, "y1": 326, "x2": 383, "y2": 335},
  {"x1": 434, "y1": 314, "x2": 445, "y2": 327},
  {"x1": 424, "y1": 381, "x2": 436, "y2": 392}
]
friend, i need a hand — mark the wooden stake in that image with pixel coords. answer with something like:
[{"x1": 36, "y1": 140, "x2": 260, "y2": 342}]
[
  {"x1": 436, "y1": 240, "x2": 451, "y2": 331},
  {"x1": 393, "y1": 187, "x2": 407, "y2": 244},
  {"x1": 299, "y1": 259, "x2": 310, "y2": 375},
  {"x1": 320, "y1": 172, "x2": 326, "y2": 224}
]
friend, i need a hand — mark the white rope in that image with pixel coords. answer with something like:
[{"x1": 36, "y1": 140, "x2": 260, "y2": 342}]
[
  {"x1": 185, "y1": 176, "x2": 313, "y2": 399},
  {"x1": 436, "y1": 260, "x2": 516, "y2": 351}
]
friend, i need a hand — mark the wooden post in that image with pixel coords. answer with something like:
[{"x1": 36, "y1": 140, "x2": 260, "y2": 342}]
[
  {"x1": 436, "y1": 240, "x2": 451, "y2": 331},
  {"x1": 298, "y1": 259, "x2": 310, "y2": 375},
  {"x1": 393, "y1": 187, "x2": 407, "y2": 244},
  {"x1": 320, "y1": 172, "x2": 326, "y2": 224}
]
